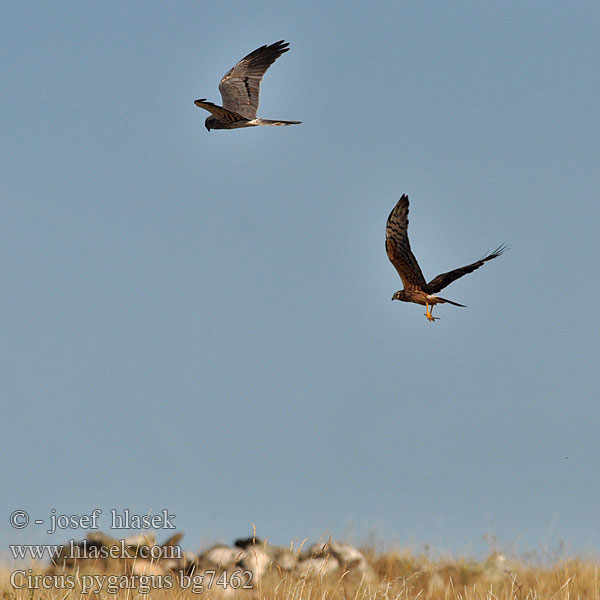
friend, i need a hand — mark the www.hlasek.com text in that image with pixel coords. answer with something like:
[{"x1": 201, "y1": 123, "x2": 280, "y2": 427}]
[{"x1": 10, "y1": 539, "x2": 182, "y2": 561}]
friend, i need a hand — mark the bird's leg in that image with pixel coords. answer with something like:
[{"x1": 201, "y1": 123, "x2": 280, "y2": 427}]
[
  {"x1": 425, "y1": 301, "x2": 433, "y2": 321},
  {"x1": 424, "y1": 302, "x2": 438, "y2": 322}
]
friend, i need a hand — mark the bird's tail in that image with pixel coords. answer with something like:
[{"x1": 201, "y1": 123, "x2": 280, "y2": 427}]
[
  {"x1": 437, "y1": 297, "x2": 466, "y2": 307},
  {"x1": 254, "y1": 119, "x2": 302, "y2": 126}
]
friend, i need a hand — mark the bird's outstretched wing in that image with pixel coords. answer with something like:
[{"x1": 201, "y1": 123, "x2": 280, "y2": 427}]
[
  {"x1": 193, "y1": 99, "x2": 246, "y2": 122},
  {"x1": 426, "y1": 244, "x2": 509, "y2": 293},
  {"x1": 386, "y1": 195, "x2": 428, "y2": 290},
  {"x1": 218, "y1": 40, "x2": 290, "y2": 120}
]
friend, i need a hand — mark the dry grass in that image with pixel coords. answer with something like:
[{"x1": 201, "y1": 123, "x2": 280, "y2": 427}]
[{"x1": 2, "y1": 550, "x2": 599, "y2": 600}]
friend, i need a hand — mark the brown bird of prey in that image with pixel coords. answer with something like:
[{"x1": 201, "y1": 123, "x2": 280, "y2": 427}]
[
  {"x1": 386, "y1": 195, "x2": 508, "y2": 322},
  {"x1": 194, "y1": 40, "x2": 301, "y2": 131}
]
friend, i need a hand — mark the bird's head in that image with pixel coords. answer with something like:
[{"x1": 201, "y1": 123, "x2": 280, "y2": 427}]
[{"x1": 392, "y1": 290, "x2": 406, "y2": 302}]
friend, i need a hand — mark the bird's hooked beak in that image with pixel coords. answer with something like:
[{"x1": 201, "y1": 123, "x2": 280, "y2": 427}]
[{"x1": 205, "y1": 124, "x2": 211, "y2": 132}]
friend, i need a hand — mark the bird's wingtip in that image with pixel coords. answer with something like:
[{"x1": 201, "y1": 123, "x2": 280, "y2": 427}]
[{"x1": 492, "y1": 243, "x2": 510, "y2": 257}]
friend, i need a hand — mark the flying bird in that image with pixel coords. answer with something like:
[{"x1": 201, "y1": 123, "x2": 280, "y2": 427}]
[
  {"x1": 194, "y1": 40, "x2": 301, "y2": 131},
  {"x1": 386, "y1": 195, "x2": 508, "y2": 321}
]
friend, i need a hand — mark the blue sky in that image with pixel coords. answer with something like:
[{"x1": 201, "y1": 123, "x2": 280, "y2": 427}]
[{"x1": 2, "y1": 1, "x2": 599, "y2": 559}]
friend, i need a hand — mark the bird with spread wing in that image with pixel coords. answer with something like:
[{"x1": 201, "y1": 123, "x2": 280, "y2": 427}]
[
  {"x1": 386, "y1": 195, "x2": 508, "y2": 321},
  {"x1": 194, "y1": 40, "x2": 301, "y2": 131}
]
